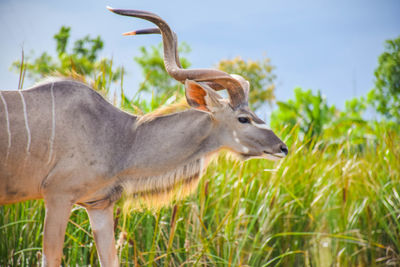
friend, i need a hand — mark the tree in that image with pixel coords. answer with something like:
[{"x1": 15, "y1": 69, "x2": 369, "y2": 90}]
[
  {"x1": 270, "y1": 87, "x2": 373, "y2": 151},
  {"x1": 117, "y1": 42, "x2": 192, "y2": 114},
  {"x1": 217, "y1": 56, "x2": 276, "y2": 110},
  {"x1": 368, "y1": 36, "x2": 400, "y2": 122},
  {"x1": 270, "y1": 88, "x2": 336, "y2": 138},
  {"x1": 134, "y1": 42, "x2": 191, "y2": 100},
  {"x1": 12, "y1": 26, "x2": 121, "y2": 94}
]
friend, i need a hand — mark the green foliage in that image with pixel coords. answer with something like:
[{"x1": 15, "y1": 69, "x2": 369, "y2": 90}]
[
  {"x1": 134, "y1": 43, "x2": 191, "y2": 102},
  {"x1": 54, "y1": 26, "x2": 70, "y2": 55},
  {"x1": 271, "y1": 88, "x2": 337, "y2": 139},
  {"x1": 217, "y1": 56, "x2": 276, "y2": 110},
  {"x1": 118, "y1": 42, "x2": 193, "y2": 114},
  {"x1": 343, "y1": 96, "x2": 367, "y2": 120},
  {"x1": 12, "y1": 26, "x2": 121, "y2": 94},
  {"x1": 270, "y1": 88, "x2": 372, "y2": 153},
  {"x1": 368, "y1": 36, "x2": 400, "y2": 122},
  {"x1": 327, "y1": 97, "x2": 369, "y2": 147}
]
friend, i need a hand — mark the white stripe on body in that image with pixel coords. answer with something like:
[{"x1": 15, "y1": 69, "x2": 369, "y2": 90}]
[
  {"x1": 0, "y1": 91, "x2": 11, "y2": 161},
  {"x1": 48, "y1": 83, "x2": 56, "y2": 163},
  {"x1": 18, "y1": 90, "x2": 31, "y2": 153}
]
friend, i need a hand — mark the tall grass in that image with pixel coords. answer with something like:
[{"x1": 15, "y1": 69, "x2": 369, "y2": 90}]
[{"x1": 1, "y1": 122, "x2": 399, "y2": 266}]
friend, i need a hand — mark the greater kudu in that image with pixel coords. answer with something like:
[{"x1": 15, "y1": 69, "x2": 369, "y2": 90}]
[{"x1": 0, "y1": 7, "x2": 288, "y2": 267}]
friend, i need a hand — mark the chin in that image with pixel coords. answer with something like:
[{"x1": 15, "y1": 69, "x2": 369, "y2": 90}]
[{"x1": 239, "y1": 152, "x2": 286, "y2": 161}]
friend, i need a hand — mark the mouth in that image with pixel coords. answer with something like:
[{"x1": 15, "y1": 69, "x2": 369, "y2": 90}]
[
  {"x1": 239, "y1": 151, "x2": 286, "y2": 161},
  {"x1": 261, "y1": 151, "x2": 286, "y2": 161}
]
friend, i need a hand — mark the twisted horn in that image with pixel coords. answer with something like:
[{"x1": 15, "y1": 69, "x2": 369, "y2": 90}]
[
  {"x1": 107, "y1": 7, "x2": 246, "y2": 108},
  {"x1": 123, "y1": 27, "x2": 183, "y2": 69},
  {"x1": 122, "y1": 28, "x2": 160, "y2": 36}
]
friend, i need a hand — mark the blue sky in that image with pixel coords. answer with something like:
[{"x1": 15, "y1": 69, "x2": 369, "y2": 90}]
[{"x1": 1, "y1": 0, "x2": 399, "y2": 112}]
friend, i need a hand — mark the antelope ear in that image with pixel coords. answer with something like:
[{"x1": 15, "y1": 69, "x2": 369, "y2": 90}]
[{"x1": 185, "y1": 80, "x2": 223, "y2": 113}]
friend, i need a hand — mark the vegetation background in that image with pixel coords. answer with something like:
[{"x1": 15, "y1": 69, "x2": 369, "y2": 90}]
[{"x1": 1, "y1": 22, "x2": 400, "y2": 267}]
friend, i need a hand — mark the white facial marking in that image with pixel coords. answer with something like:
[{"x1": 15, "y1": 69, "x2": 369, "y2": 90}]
[
  {"x1": 0, "y1": 92, "x2": 11, "y2": 160},
  {"x1": 233, "y1": 130, "x2": 249, "y2": 153},
  {"x1": 244, "y1": 151, "x2": 286, "y2": 161},
  {"x1": 264, "y1": 154, "x2": 282, "y2": 161},
  {"x1": 233, "y1": 130, "x2": 240, "y2": 143},
  {"x1": 242, "y1": 145, "x2": 249, "y2": 153},
  {"x1": 273, "y1": 152, "x2": 287, "y2": 158},
  {"x1": 261, "y1": 152, "x2": 286, "y2": 161},
  {"x1": 252, "y1": 121, "x2": 271, "y2": 130},
  {"x1": 18, "y1": 91, "x2": 31, "y2": 153},
  {"x1": 48, "y1": 83, "x2": 56, "y2": 163}
]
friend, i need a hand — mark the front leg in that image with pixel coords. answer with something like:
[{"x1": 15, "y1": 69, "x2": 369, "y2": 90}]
[
  {"x1": 86, "y1": 205, "x2": 119, "y2": 267},
  {"x1": 42, "y1": 196, "x2": 73, "y2": 267}
]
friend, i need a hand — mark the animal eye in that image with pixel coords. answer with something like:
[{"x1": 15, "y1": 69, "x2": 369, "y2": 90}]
[{"x1": 238, "y1": 117, "x2": 250, "y2": 124}]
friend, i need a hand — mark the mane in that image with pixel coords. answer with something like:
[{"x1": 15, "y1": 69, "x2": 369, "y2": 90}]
[
  {"x1": 31, "y1": 72, "x2": 109, "y2": 97},
  {"x1": 32, "y1": 71, "x2": 88, "y2": 88},
  {"x1": 136, "y1": 98, "x2": 190, "y2": 125},
  {"x1": 122, "y1": 157, "x2": 206, "y2": 211}
]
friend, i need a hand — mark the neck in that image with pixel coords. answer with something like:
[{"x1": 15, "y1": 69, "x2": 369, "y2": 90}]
[
  {"x1": 117, "y1": 109, "x2": 221, "y2": 207},
  {"x1": 124, "y1": 109, "x2": 220, "y2": 176}
]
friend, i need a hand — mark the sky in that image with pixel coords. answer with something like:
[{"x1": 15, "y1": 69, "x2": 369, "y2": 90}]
[{"x1": 0, "y1": 0, "x2": 399, "y2": 112}]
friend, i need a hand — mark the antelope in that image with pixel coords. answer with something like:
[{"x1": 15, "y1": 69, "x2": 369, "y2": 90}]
[{"x1": 0, "y1": 7, "x2": 288, "y2": 267}]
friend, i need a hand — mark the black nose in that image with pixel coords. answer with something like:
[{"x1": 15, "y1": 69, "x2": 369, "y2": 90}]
[{"x1": 280, "y1": 144, "x2": 288, "y2": 155}]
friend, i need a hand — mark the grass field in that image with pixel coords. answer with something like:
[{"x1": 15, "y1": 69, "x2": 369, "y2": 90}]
[{"x1": 1, "y1": 122, "x2": 399, "y2": 266}]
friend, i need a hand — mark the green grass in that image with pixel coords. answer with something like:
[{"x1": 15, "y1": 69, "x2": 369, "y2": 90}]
[{"x1": 1, "y1": 123, "x2": 399, "y2": 266}]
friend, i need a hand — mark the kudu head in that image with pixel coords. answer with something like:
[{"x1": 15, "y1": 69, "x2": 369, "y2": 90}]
[{"x1": 108, "y1": 7, "x2": 288, "y2": 160}]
